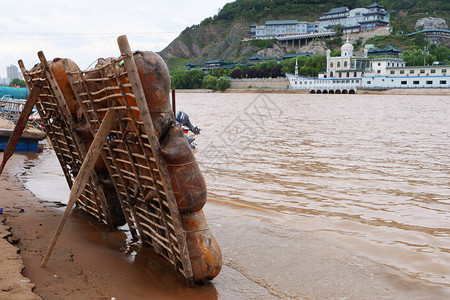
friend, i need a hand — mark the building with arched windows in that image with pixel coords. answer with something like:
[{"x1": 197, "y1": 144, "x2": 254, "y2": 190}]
[
  {"x1": 286, "y1": 39, "x2": 449, "y2": 93},
  {"x1": 326, "y1": 38, "x2": 371, "y2": 80}
]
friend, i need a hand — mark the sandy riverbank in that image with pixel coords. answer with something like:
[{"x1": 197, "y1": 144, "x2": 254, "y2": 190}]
[
  {"x1": 0, "y1": 191, "x2": 39, "y2": 300},
  {"x1": 0, "y1": 154, "x2": 274, "y2": 300}
]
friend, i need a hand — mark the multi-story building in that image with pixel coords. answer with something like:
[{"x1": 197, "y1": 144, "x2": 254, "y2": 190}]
[
  {"x1": 318, "y1": 2, "x2": 389, "y2": 33},
  {"x1": 248, "y1": 20, "x2": 319, "y2": 40},
  {"x1": 358, "y1": 2, "x2": 389, "y2": 31},
  {"x1": 325, "y1": 39, "x2": 371, "y2": 79},
  {"x1": 318, "y1": 6, "x2": 350, "y2": 32},
  {"x1": 6, "y1": 65, "x2": 20, "y2": 81}
]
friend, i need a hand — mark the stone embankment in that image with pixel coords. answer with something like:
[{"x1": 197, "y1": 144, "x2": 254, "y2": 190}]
[{"x1": 229, "y1": 78, "x2": 289, "y2": 90}]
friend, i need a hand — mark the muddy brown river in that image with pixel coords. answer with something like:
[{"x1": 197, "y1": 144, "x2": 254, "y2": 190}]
[{"x1": 15, "y1": 93, "x2": 450, "y2": 299}]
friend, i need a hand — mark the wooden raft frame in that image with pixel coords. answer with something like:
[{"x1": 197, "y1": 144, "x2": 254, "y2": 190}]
[
  {"x1": 61, "y1": 36, "x2": 194, "y2": 283},
  {"x1": 18, "y1": 53, "x2": 115, "y2": 230}
]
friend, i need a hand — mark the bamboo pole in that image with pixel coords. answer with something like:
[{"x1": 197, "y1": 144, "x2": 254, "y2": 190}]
[
  {"x1": 40, "y1": 108, "x2": 116, "y2": 268},
  {"x1": 0, "y1": 85, "x2": 42, "y2": 175}
]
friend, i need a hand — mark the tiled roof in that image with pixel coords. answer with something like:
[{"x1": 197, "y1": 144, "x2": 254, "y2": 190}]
[
  {"x1": 282, "y1": 52, "x2": 313, "y2": 59},
  {"x1": 247, "y1": 55, "x2": 269, "y2": 61},
  {"x1": 368, "y1": 44, "x2": 402, "y2": 54},
  {"x1": 366, "y1": 2, "x2": 384, "y2": 9},
  {"x1": 204, "y1": 60, "x2": 228, "y2": 64},
  {"x1": 324, "y1": 7, "x2": 348, "y2": 15},
  {"x1": 265, "y1": 20, "x2": 298, "y2": 26}
]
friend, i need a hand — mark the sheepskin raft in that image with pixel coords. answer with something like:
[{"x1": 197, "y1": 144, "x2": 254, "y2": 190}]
[{"x1": 17, "y1": 35, "x2": 221, "y2": 286}]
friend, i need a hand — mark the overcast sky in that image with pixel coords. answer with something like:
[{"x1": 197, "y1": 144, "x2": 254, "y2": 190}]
[{"x1": 0, "y1": 0, "x2": 230, "y2": 78}]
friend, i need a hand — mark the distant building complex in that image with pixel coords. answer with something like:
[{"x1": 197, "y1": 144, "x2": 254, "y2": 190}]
[
  {"x1": 318, "y1": 2, "x2": 389, "y2": 33},
  {"x1": 248, "y1": 1, "x2": 390, "y2": 40},
  {"x1": 287, "y1": 39, "x2": 449, "y2": 92}
]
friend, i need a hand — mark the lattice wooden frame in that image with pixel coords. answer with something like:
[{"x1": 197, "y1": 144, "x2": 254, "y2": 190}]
[
  {"x1": 61, "y1": 37, "x2": 194, "y2": 283},
  {"x1": 18, "y1": 53, "x2": 115, "y2": 229}
]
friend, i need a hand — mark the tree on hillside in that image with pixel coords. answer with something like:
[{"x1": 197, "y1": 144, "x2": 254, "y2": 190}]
[
  {"x1": 412, "y1": 32, "x2": 429, "y2": 48},
  {"x1": 428, "y1": 44, "x2": 450, "y2": 64}
]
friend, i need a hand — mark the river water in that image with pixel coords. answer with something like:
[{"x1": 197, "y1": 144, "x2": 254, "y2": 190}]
[{"x1": 14, "y1": 93, "x2": 450, "y2": 298}]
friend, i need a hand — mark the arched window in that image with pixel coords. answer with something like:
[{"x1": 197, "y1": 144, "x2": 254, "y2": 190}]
[
  {"x1": 344, "y1": 61, "x2": 348, "y2": 67},
  {"x1": 337, "y1": 61, "x2": 341, "y2": 68},
  {"x1": 330, "y1": 71, "x2": 334, "y2": 77},
  {"x1": 330, "y1": 62, "x2": 334, "y2": 68}
]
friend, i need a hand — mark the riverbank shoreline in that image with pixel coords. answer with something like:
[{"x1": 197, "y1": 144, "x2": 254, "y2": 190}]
[
  {"x1": 0, "y1": 153, "x2": 276, "y2": 300},
  {"x1": 176, "y1": 88, "x2": 450, "y2": 95}
]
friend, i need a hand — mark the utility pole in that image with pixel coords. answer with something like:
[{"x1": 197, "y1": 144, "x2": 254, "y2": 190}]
[{"x1": 423, "y1": 45, "x2": 428, "y2": 66}]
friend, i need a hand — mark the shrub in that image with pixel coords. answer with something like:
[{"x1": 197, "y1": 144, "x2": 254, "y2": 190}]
[
  {"x1": 202, "y1": 75, "x2": 218, "y2": 90},
  {"x1": 170, "y1": 69, "x2": 205, "y2": 89},
  {"x1": 217, "y1": 77, "x2": 231, "y2": 91}
]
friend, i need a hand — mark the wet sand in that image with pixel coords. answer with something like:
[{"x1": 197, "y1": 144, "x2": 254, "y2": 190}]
[{"x1": 1, "y1": 154, "x2": 275, "y2": 300}]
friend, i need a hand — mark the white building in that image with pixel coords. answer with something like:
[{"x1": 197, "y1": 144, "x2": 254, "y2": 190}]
[
  {"x1": 318, "y1": 2, "x2": 389, "y2": 33},
  {"x1": 287, "y1": 39, "x2": 450, "y2": 92},
  {"x1": 249, "y1": 20, "x2": 319, "y2": 39},
  {"x1": 369, "y1": 58, "x2": 406, "y2": 75},
  {"x1": 325, "y1": 38, "x2": 371, "y2": 79},
  {"x1": 361, "y1": 65, "x2": 449, "y2": 89}
]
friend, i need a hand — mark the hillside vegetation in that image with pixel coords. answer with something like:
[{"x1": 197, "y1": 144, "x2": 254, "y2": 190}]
[{"x1": 160, "y1": 0, "x2": 450, "y2": 70}]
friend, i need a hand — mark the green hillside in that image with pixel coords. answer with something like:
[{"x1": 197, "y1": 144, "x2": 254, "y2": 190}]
[{"x1": 160, "y1": 0, "x2": 450, "y2": 70}]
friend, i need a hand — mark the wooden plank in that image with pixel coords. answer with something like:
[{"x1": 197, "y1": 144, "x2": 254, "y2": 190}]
[{"x1": 40, "y1": 108, "x2": 116, "y2": 267}]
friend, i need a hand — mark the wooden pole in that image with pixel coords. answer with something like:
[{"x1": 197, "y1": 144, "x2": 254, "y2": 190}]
[
  {"x1": 171, "y1": 88, "x2": 176, "y2": 116},
  {"x1": 0, "y1": 85, "x2": 42, "y2": 175},
  {"x1": 40, "y1": 108, "x2": 116, "y2": 268}
]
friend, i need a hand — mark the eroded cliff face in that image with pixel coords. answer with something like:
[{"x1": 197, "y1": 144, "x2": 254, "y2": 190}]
[
  {"x1": 415, "y1": 17, "x2": 449, "y2": 46},
  {"x1": 160, "y1": 23, "x2": 229, "y2": 59},
  {"x1": 257, "y1": 41, "x2": 287, "y2": 58},
  {"x1": 160, "y1": 19, "x2": 291, "y2": 68},
  {"x1": 415, "y1": 17, "x2": 448, "y2": 30}
]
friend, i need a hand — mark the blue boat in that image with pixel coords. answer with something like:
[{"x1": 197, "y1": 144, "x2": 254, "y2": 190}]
[{"x1": 0, "y1": 128, "x2": 46, "y2": 152}]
